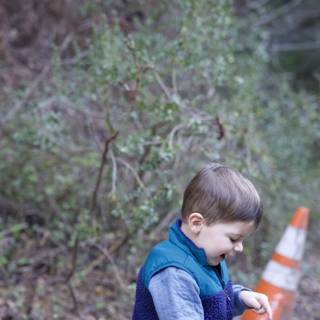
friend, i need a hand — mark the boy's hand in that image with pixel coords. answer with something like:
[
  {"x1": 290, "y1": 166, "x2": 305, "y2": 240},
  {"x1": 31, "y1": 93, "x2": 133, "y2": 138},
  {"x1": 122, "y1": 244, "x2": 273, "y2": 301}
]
[{"x1": 239, "y1": 290, "x2": 272, "y2": 320}]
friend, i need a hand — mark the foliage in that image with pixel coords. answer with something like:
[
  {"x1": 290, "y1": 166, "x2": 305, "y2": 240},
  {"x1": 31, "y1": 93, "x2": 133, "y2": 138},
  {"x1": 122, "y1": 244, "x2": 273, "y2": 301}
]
[{"x1": 0, "y1": 0, "x2": 319, "y2": 317}]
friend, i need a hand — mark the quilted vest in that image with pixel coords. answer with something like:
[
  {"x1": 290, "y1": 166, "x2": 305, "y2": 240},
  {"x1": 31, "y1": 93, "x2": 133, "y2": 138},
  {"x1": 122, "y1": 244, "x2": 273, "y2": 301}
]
[{"x1": 132, "y1": 219, "x2": 234, "y2": 320}]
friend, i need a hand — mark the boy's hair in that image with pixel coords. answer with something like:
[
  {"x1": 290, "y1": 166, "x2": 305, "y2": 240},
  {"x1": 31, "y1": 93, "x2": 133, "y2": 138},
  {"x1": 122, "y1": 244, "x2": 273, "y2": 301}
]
[{"x1": 181, "y1": 163, "x2": 263, "y2": 227}]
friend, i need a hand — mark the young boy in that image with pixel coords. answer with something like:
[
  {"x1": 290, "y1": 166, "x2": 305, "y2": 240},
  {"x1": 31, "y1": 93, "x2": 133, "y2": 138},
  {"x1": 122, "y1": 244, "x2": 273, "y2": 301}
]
[{"x1": 133, "y1": 163, "x2": 272, "y2": 320}]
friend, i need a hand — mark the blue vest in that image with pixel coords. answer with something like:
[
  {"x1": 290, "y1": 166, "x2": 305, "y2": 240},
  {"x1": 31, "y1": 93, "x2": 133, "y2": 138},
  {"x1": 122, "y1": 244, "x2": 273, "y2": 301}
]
[{"x1": 132, "y1": 220, "x2": 234, "y2": 320}]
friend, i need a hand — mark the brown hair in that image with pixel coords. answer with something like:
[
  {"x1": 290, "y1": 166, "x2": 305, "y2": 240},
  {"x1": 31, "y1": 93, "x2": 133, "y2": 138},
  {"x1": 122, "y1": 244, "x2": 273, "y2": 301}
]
[{"x1": 181, "y1": 163, "x2": 263, "y2": 227}]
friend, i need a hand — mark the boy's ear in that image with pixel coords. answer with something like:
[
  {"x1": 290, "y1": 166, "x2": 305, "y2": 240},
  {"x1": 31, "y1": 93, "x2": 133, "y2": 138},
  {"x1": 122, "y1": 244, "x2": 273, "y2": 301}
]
[{"x1": 188, "y1": 212, "x2": 205, "y2": 234}]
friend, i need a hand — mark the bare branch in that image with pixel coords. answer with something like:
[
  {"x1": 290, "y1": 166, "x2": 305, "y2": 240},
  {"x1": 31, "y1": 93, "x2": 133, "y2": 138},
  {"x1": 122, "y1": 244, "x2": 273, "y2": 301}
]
[
  {"x1": 65, "y1": 236, "x2": 79, "y2": 283},
  {"x1": 67, "y1": 283, "x2": 79, "y2": 316},
  {"x1": 92, "y1": 243, "x2": 129, "y2": 293},
  {"x1": 172, "y1": 69, "x2": 178, "y2": 95},
  {"x1": 90, "y1": 131, "x2": 119, "y2": 227},
  {"x1": 109, "y1": 148, "x2": 118, "y2": 194},
  {"x1": 153, "y1": 209, "x2": 178, "y2": 237},
  {"x1": 153, "y1": 70, "x2": 188, "y2": 110},
  {"x1": 247, "y1": 0, "x2": 272, "y2": 11},
  {"x1": 116, "y1": 157, "x2": 147, "y2": 191},
  {"x1": 168, "y1": 124, "x2": 185, "y2": 149},
  {"x1": 255, "y1": 0, "x2": 303, "y2": 26},
  {"x1": 3, "y1": 64, "x2": 51, "y2": 123},
  {"x1": 65, "y1": 236, "x2": 80, "y2": 315},
  {"x1": 270, "y1": 41, "x2": 320, "y2": 53},
  {"x1": 154, "y1": 71, "x2": 172, "y2": 100}
]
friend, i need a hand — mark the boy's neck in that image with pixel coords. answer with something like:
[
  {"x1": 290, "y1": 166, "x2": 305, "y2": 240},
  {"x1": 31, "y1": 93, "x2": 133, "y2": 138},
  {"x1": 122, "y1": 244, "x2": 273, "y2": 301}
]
[{"x1": 180, "y1": 222, "x2": 195, "y2": 242}]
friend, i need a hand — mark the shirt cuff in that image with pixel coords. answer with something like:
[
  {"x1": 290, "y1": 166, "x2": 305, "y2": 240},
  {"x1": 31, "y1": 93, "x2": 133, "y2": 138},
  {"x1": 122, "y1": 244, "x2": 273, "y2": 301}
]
[{"x1": 232, "y1": 284, "x2": 252, "y2": 316}]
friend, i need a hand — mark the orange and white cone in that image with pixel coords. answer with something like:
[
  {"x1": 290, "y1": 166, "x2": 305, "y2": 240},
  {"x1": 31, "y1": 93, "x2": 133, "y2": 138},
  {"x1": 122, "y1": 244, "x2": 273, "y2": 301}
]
[{"x1": 241, "y1": 207, "x2": 309, "y2": 320}]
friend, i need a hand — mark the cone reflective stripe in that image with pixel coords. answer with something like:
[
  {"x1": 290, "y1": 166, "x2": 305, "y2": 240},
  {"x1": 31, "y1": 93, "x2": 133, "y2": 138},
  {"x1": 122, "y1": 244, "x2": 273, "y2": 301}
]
[
  {"x1": 262, "y1": 260, "x2": 300, "y2": 291},
  {"x1": 241, "y1": 207, "x2": 309, "y2": 320}
]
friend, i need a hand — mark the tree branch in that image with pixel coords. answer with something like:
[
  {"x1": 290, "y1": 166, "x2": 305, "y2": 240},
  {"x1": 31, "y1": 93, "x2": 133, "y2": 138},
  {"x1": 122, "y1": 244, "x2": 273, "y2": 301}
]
[
  {"x1": 255, "y1": 0, "x2": 303, "y2": 26},
  {"x1": 270, "y1": 41, "x2": 320, "y2": 53},
  {"x1": 90, "y1": 131, "x2": 119, "y2": 227}
]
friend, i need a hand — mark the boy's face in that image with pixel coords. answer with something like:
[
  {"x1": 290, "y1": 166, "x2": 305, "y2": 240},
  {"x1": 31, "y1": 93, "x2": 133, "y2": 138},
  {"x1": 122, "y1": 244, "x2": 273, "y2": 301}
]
[{"x1": 190, "y1": 216, "x2": 255, "y2": 266}]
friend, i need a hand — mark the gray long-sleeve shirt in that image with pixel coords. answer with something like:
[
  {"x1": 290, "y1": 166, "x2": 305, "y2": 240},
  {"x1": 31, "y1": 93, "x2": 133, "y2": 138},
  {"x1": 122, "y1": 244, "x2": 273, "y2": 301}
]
[{"x1": 149, "y1": 267, "x2": 249, "y2": 320}]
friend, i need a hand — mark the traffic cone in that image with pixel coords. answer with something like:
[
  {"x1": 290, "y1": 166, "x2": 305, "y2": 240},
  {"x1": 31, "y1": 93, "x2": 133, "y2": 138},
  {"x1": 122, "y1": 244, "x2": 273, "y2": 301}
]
[{"x1": 241, "y1": 207, "x2": 309, "y2": 320}]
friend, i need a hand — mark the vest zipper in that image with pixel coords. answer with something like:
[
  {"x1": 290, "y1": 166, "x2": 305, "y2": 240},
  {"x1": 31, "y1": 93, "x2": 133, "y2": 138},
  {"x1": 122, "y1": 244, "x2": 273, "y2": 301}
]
[{"x1": 214, "y1": 268, "x2": 231, "y2": 303}]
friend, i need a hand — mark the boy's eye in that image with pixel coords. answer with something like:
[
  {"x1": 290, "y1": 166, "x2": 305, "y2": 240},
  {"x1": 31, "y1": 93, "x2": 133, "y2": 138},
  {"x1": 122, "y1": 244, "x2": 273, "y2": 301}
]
[{"x1": 230, "y1": 238, "x2": 237, "y2": 243}]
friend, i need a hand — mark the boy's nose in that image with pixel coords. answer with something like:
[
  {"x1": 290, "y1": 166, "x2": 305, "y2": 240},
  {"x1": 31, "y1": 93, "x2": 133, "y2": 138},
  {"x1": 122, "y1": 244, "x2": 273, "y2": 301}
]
[{"x1": 234, "y1": 242, "x2": 243, "y2": 252}]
